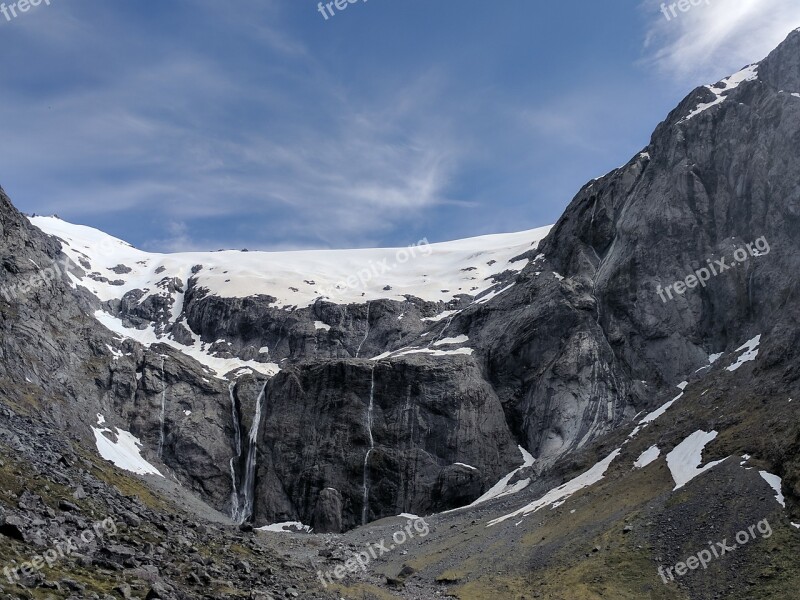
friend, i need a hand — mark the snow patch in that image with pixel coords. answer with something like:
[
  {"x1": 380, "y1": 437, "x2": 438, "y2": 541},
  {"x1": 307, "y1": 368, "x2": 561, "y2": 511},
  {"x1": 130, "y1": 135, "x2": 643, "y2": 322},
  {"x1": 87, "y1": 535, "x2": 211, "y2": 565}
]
[
  {"x1": 433, "y1": 335, "x2": 469, "y2": 347},
  {"x1": 466, "y1": 446, "x2": 536, "y2": 508},
  {"x1": 488, "y1": 449, "x2": 621, "y2": 526},
  {"x1": 666, "y1": 430, "x2": 725, "y2": 490},
  {"x1": 421, "y1": 310, "x2": 458, "y2": 323},
  {"x1": 92, "y1": 427, "x2": 163, "y2": 477},
  {"x1": 375, "y1": 346, "x2": 474, "y2": 360},
  {"x1": 683, "y1": 64, "x2": 759, "y2": 121},
  {"x1": 759, "y1": 471, "x2": 785, "y2": 508},
  {"x1": 474, "y1": 283, "x2": 515, "y2": 305},
  {"x1": 640, "y1": 389, "x2": 685, "y2": 425},
  {"x1": 398, "y1": 513, "x2": 420, "y2": 520},
  {"x1": 629, "y1": 391, "x2": 684, "y2": 438},
  {"x1": 313, "y1": 321, "x2": 331, "y2": 331},
  {"x1": 726, "y1": 335, "x2": 761, "y2": 372},
  {"x1": 634, "y1": 445, "x2": 661, "y2": 469},
  {"x1": 370, "y1": 349, "x2": 395, "y2": 361},
  {"x1": 454, "y1": 462, "x2": 477, "y2": 471},
  {"x1": 256, "y1": 521, "x2": 312, "y2": 534}
]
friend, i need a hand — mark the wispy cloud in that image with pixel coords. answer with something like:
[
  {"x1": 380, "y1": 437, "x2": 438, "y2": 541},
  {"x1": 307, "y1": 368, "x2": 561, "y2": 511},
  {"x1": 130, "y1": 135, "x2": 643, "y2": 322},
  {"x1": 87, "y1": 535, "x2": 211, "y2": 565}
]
[
  {"x1": 10, "y1": 1, "x2": 762, "y2": 253},
  {"x1": 641, "y1": 0, "x2": 800, "y2": 83},
  {"x1": 0, "y1": 1, "x2": 463, "y2": 250}
]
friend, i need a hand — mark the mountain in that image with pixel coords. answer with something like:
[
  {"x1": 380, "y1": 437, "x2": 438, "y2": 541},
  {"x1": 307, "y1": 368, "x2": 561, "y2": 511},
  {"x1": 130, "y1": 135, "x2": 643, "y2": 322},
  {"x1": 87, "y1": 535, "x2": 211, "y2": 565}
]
[
  {"x1": 1, "y1": 27, "x2": 799, "y2": 600},
  {"x1": 27, "y1": 214, "x2": 555, "y2": 529}
]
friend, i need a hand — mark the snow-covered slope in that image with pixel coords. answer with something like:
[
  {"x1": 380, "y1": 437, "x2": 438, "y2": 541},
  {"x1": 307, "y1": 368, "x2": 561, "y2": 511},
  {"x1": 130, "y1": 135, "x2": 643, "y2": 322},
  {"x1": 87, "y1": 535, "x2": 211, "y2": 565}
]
[
  {"x1": 28, "y1": 216, "x2": 552, "y2": 378},
  {"x1": 30, "y1": 216, "x2": 551, "y2": 308}
]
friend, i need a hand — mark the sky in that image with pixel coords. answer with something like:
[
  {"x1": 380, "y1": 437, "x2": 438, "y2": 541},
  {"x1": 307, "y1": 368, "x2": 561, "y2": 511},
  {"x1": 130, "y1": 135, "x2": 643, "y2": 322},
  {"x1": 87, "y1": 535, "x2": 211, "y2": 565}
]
[{"x1": 1, "y1": 0, "x2": 799, "y2": 252}]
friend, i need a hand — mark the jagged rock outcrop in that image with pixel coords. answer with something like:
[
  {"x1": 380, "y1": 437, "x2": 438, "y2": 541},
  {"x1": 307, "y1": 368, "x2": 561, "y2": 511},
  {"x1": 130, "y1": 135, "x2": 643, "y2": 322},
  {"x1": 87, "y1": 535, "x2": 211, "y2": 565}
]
[{"x1": 311, "y1": 487, "x2": 343, "y2": 534}]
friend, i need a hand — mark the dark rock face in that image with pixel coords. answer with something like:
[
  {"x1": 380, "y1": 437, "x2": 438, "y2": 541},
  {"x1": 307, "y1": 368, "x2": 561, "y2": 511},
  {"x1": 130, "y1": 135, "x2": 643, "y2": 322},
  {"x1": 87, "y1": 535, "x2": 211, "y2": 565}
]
[
  {"x1": 179, "y1": 286, "x2": 457, "y2": 365},
  {"x1": 311, "y1": 488, "x2": 343, "y2": 534},
  {"x1": 252, "y1": 357, "x2": 518, "y2": 529},
  {"x1": 459, "y1": 282, "x2": 639, "y2": 467},
  {"x1": 432, "y1": 464, "x2": 484, "y2": 508}
]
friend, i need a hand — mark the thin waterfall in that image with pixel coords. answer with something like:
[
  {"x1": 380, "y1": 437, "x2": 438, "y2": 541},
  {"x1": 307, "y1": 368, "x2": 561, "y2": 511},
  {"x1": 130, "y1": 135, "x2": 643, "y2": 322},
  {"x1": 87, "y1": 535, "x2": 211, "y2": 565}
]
[
  {"x1": 241, "y1": 381, "x2": 268, "y2": 523},
  {"x1": 361, "y1": 366, "x2": 376, "y2": 525},
  {"x1": 229, "y1": 460, "x2": 240, "y2": 523},
  {"x1": 428, "y1": 313, "x2": 456, "y2": 347},
  {"x1": 228, "y1": 381, "x2": 243, "y2": 522},
  {"x1": 157, "y1": 356, "x2": 167, "y2": 458},
  {"x1": 355, "y1": 301, "x2": 371, "y2": 358}
]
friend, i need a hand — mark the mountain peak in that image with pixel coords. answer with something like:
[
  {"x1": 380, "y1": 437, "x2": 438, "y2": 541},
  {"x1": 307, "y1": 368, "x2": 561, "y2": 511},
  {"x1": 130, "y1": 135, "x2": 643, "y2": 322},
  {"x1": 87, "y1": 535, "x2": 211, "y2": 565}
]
[{"x1": 757, "y1": 27, "x2": 800, "y2": 91}]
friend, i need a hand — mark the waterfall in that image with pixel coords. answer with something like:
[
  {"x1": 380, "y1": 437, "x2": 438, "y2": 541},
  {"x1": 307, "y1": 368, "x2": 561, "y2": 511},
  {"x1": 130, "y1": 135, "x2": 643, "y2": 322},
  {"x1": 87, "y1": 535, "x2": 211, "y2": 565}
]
[
  {"x1": 428, "y1": 313, "x2": 456, "y2": 347},
  {"x1": 241, "y1": 381, "x2": 268, "y2": 523},
  {"x1": 402, "y1": 386, "x2": 416, "y2": 512},
  {"x1": 230, "y1": 382, "x2": 243, "y2": 456},
  {"x1": 355, "y1": 301, "x2": 371, "y2": 358},
  {"x1": 229, "y1": 459, "x2": 240, "y2": 523},
  {"x1": 228, "y1": 382, "x2": 244, "y2": 522},
  {"x1": 361, "y1": 366, "x2": 376, "y2": 525},
  {"x1": 157, "y1": 356, "x2": 167, "y2": 458}
]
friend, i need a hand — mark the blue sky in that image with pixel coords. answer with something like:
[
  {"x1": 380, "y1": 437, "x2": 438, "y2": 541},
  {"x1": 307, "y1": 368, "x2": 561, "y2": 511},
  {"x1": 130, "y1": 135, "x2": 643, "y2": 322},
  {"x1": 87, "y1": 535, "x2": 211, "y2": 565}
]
[{"x1": 1, "y1": 0, "x2": 798, "y2": 252}]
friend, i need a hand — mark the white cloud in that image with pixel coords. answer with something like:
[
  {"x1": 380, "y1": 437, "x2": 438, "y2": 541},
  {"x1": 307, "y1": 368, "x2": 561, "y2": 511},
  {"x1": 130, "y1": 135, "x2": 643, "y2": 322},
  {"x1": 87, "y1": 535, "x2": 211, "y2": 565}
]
[{"x1": 642, "y1": 0, "x2": 800, "y2": 83}]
